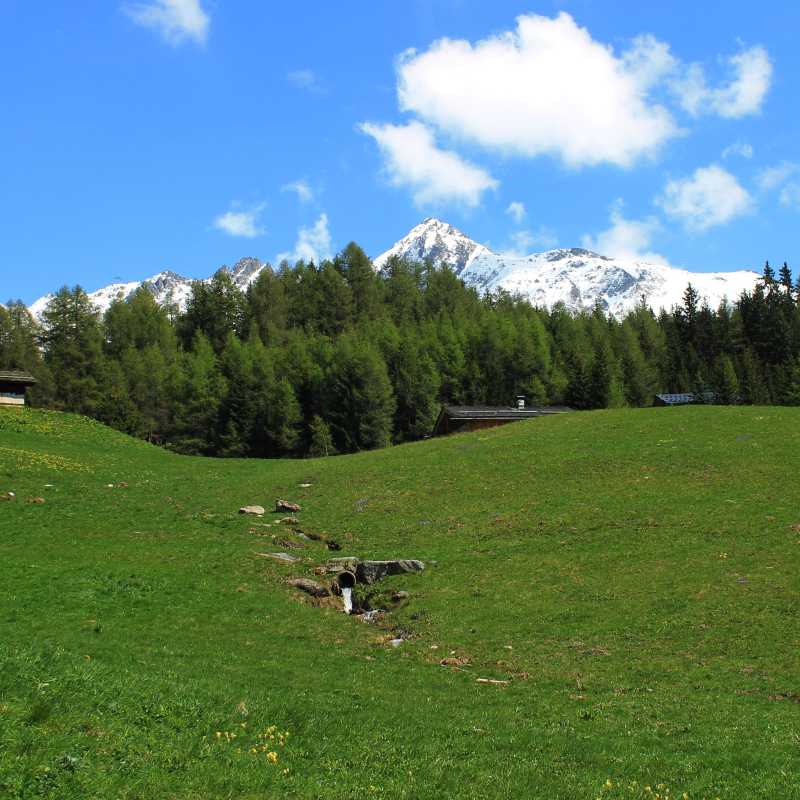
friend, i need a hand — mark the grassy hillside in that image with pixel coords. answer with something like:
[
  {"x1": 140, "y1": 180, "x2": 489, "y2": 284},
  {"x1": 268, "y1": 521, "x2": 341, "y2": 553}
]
[{"x1": 1, "y1": 405, "x2": 799, "y2": 799}]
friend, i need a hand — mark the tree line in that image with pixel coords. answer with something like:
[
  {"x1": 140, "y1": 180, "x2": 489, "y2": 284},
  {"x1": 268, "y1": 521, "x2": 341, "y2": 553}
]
[{"x1": 2, "y1": 244, "x2": 799, "y2": 458}]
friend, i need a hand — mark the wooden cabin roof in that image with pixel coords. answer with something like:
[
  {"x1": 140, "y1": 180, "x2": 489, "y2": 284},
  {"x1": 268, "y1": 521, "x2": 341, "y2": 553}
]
[
  {"x1": 0, "y1": 371, "x2": 37, "y2": 385},
  {"x1": 432, "y1": 405, "x2": 572, "y2": 436},
  {"x1": 439, "y1": 405, "x2": 572, "y2": 420}
]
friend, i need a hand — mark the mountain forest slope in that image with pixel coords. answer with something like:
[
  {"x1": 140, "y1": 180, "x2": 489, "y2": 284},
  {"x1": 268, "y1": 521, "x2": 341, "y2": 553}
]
[{"x1": 2, "y1": 245, "x2": 799, "y2": 457}]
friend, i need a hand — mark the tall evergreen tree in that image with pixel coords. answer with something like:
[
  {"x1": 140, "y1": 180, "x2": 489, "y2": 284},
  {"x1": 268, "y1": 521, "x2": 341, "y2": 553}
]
[{"x1": 38, "y1": 286, "x2": 105, "y2": 416}]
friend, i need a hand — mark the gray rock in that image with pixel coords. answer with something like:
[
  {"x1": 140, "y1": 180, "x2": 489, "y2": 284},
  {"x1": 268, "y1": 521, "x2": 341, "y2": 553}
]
[
  {"x1": 278, "y1": 516, "x2": 301, "y2": 525},
  {"x1": 239, "y1": 505, "x2": 265, "y2": 516},
  {"x1": 356, "y1": 560, "x2": 424, "y2": 585},
  {"x1": 392, "y1": 590, "x2": 410, "y2": 600},
  {"x1": 256, "y1": 552, "x2": 300, "y2": 562},
  {"x1": 327, "y1": 557, "x2": 359, "y2": 573},
  {"x1": 276, "y1": 499, "x2": 301, "y2": 513},
  {"x1": 284, "y1": 578, "x2": 330, "y2": 598}
]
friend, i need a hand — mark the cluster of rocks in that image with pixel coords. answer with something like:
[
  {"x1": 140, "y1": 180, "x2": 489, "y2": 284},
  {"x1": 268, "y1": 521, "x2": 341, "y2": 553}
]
[
  {"x1": 326, "y1": 557, "x2": 424, "y2": 585},
  {"x1": 239, "y1": 496, "x2": 425, "y2": 615},
  {"x1": 285, "y1": 557, "x2": 424, "y2": 599}
]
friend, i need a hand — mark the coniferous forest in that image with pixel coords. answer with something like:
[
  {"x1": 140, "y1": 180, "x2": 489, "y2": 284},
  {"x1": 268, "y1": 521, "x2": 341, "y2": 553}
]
[{"x1": 2, "y1": 244, "x2": 800, "y2": 458}]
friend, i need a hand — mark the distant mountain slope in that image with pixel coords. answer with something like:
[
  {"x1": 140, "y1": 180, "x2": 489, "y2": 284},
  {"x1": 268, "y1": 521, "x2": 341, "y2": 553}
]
[
  {"x1": 375, "y1": 219, "x2": 760, "y2": 318},
  {"x1": 29, "y1": 258, "x2": 266, "y2": 319},
  {"x1": 26, "y1": 220, "x2": 761, "y2": 321}
]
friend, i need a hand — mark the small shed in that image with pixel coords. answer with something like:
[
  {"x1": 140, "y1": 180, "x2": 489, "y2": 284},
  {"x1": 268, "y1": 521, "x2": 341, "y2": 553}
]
[
  {"x1": 431, "y1": 399, "x2": 572, "y2": 437},
  {"x1": 653, "y1": 392, "x2": 716, "y2": 407},
  {"x1": 0, "y1": 371, "x2": 37, "y2": 407}
]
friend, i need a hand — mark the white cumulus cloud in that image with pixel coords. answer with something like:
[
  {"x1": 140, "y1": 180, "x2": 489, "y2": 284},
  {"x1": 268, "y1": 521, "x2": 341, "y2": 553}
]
[
  {"x1": 288, "y1": 70, "x2": 323, "y2": 93},
  {"x1": 506, "y1": 202, "x2": 526, "y2": 223},
  {"x1": 657, "y1": 165, "x2": 753, "y2": 231},
  {"x1": 674, "y1": 46, "x2": 772, "y2": 118},
  {"x1": 359, "y1": 120, "x2": 498, "y2": 208},
  {"x1": 124, "y1": 0, "x2": 209, "y2": 45},
  {"x1": 214, "y1": 204, "x2": 265, "y2": 238},
  {"x1": 277, "y1": 214, "x2": 332, "y2": 264},
  {"x1": 396, "y1": 12, "x2": 681, "y2": 169},
  {"x1": 582, "y1": 203, "x2": 670, "y2": 264},
  {"x1": 281, "y1": 180, "x2": 315, "y2": 202}
]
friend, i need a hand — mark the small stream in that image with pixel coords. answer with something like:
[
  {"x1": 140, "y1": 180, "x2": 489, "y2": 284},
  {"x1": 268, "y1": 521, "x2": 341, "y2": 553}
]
[{"x1": 342, "y1": 586, "x2": 353, "y2": 614}]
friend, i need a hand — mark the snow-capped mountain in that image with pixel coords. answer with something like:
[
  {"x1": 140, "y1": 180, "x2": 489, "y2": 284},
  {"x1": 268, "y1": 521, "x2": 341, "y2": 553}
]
[
  {"x1": 25, "y1": 220, "x2": 761, "y2": 322},
  {"x1": 29, "y1": 258, "x2": 267, "y2": 319},
  {"x1": 375, "y1": 219, "x2": 760, "y2": 318},
  {"x1": 373, "y1": 218, "x2": 494, "y2": 275}
]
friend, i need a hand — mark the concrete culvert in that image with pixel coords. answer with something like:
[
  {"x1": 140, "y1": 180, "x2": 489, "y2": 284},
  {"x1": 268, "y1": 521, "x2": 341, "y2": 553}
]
[{"x1": 337, "y1": 570, "x2": 357, "y2": 589}]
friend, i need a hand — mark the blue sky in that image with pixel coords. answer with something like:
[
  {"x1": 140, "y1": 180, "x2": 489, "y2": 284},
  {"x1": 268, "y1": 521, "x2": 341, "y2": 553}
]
[{"x1": 2, "y1": 0, "x2": 799, "y2": 305}]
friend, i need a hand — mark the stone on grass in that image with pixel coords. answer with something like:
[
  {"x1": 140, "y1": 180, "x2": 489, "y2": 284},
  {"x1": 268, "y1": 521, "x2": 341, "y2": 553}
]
[
  {"x1": 239, "y1": 505, "x2": 265, "y2": 516},
  {"x1": 285, "y1": 578, "x2": 330, "y2": 598},
  {"x1": 356, "y1": 560, "x2": 424, "y2": 585},
  {"x1": 256, "y1": 552, "x2": 300, "y2": 562},
  {"x1": 276, "y1": 499, "x2": 301, "y2": 513},
  {"x1": 327, "y1": 557, "x2": 359, "y2": 573},
  {"x1": 278, "y1": 516, "x2": 301, "y2": 525}
]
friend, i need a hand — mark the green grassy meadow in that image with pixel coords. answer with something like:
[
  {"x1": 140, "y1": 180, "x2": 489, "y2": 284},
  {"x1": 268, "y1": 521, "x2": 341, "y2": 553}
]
[{"x1": 1, "y1": 405, "x2": 799, "y2": 799}]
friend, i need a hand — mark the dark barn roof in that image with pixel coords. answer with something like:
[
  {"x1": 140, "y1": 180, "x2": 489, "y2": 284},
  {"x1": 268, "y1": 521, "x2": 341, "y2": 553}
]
[
  {"x1": 0, "y1": 371, "x2": 37, "y2": 385},
  {"x1": 653, "y1": 392, "x2": 716, "y2": 406},
  {"x1": 432, "y1": 405, "x2": 572, "y2": 436}
]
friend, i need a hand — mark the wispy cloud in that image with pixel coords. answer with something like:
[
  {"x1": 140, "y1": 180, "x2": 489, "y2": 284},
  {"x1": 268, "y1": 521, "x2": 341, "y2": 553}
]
[
  {"x1": 359, "y1": 120, "x2": 497, "y2": 209},
  {"x1": 500, "y1": 228, "x2": 559, "y2": 257},
  {"x1": 722, "y1": 141, "x2": 753, "y2": 159},
  {"x1": 672, "y1": 46, "x2": 772, "y2": 118},
  {"x1": 757, "y1": 161, "x2": 799, "y2": 190},
  {"x1": 780, "y1": 183, "x2": 800, "y2": 209},
  {"x1": 214, "y1": 203, "x2": 265, "y2": 238},
  {"x1": 281, "y1": 180, "x2": 315, "y2": 202},
  {"x1": 506, "y1": 202, "x2": 526, "y2": 223},
  {"x1": 582, "y1": 202, "x2": 670, "y2": 264},
  {"x1": 277, "y1": 214, "x2": 332, "y2": 264},
  {"x1": 657, "y1": 165, "x2": 753, "y2": 232},
  {"x1": 288, "y1": 70, "x2": 323, "y2": 93},
  {"x1": 124, "y1": 0, "x2": 210, "y2": 45}
]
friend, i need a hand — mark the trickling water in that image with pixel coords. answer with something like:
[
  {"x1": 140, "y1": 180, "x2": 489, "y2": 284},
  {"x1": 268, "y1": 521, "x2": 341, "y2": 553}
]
[{"x1": 342, "y1": 587, "x2": 353, "y2": 614}]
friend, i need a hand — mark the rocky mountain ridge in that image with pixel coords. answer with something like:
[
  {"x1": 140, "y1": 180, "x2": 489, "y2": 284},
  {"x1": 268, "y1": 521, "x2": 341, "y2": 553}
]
[
  {"x1": 374, "y1": 219, "x2": 760, "y2": 318},
  {"x1": 25, "y1": 220, "x2": 761, "y2": 320},
  {"x1": 29, "y1": 258, "x2": 267, "y2": 319}
]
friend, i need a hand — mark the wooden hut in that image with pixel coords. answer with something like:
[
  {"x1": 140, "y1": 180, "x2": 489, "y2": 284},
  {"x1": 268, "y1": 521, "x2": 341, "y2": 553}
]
[
  {"x1": 431, "y1": 397, "x2": 571, "y2": 437},
  {"x1": 653, "y1": 392, "x2": 716, "y2": 407},
  {"x1": 0, "y1": 371, "x2": 37, "y2": 406}
]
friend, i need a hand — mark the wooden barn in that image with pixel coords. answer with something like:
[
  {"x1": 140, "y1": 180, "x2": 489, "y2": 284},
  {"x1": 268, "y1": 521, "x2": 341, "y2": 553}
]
[
  {"x1": 0, "y1": 371, "x2": 37, "y2": 407},
  {"x1": 431, "y1": 397, "x2": 572, "y2": 437},
  {"x1": 653, "y1": 392, "x2": 716, "y2": 407}
]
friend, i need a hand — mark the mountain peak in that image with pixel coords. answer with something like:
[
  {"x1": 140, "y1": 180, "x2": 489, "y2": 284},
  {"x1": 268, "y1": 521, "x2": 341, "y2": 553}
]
[{"x1": 373, "y1": 218, "x2": 495, "y2": 276}]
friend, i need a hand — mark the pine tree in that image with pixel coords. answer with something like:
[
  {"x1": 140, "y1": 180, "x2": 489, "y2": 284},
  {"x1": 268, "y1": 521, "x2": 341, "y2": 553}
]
[
  {"x1": 177, "y1": 270, "x2": 244, "y2": 354},
  {"x1": 326, "y1": 335, "x2": 395, "y2": 452},
  {"x1": 711, "y1": 354, "x2": 740, "y2": 405},
  {"x1": 95, "y1": 361, "x2": 143, "y2": 436},
  {"x1": 389, "y1": 325, "x2": 441, "y2": 442},
  {"x1": 38, "y1": 286, "x2": 105, "y2": 416},
  {"x1": 172, "y1": 333, "x2": 226, "y2": 455},
  {"x1": 308, "y1": 415, "x2": 338, "y2": 457},
  {"x1": 778, "y1": 262, "x2": 793, "y2": 292},
  {"x1": 334, "y1": 242, "x2": 384, "y2": 320}
]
